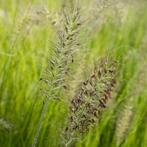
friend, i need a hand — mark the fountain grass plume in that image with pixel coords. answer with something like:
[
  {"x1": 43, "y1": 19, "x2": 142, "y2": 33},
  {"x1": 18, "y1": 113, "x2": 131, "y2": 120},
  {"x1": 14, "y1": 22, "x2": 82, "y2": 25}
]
[
  {"x1": 64, "y1": 57, "x2": 117, "y2": 145},
  {"x1": 33, "y1": 1, "x2": 83, "y2": 147}
]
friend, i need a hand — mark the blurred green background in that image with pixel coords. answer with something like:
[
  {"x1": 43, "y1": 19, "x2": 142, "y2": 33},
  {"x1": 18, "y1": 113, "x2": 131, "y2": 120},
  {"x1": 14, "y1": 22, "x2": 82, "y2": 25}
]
[{"x1": 0, "y1": 0, "x2": 147, "y2": 147}]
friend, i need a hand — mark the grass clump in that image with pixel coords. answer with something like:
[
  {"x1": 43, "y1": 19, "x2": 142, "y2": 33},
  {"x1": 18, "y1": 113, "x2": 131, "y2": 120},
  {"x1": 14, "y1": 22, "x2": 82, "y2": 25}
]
[{"x1": 0, "y1": 0, "x2": 147, "y2": 147}]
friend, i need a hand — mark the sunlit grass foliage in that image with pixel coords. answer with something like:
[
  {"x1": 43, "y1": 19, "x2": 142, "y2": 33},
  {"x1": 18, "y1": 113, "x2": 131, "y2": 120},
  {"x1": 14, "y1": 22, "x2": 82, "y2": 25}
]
[{"x1": 0, "y1": 0, "x2": 147, "y2": 147}]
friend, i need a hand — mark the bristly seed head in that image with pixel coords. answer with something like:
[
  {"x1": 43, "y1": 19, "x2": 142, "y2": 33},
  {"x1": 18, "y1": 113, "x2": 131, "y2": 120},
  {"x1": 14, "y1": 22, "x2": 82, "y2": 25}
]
[{"x1": 64, "y1": 57, "x2": 117, "y2": 140}]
